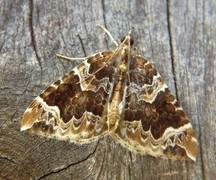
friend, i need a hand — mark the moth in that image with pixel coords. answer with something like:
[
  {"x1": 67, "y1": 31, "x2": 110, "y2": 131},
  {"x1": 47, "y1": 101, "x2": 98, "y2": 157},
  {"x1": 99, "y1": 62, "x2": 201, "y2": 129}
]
[{"x1": 21, "y1": 25, "x2": 198, "y2": 161}]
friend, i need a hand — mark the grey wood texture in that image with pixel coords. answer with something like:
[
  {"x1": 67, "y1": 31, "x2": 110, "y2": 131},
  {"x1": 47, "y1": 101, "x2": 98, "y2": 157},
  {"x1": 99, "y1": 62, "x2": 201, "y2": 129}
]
[{"x1": 0, "y1": 0, "x2": 215, "y2": 179}]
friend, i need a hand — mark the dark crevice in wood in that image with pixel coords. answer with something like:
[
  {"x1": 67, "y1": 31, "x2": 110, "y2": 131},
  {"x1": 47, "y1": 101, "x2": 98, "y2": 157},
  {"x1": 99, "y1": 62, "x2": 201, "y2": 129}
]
[
  {"x1": 166, "y1": 0, "x2": 179, "y2": 101},
  {"x1": 0, "y1": 37, "x2": 5, "y2": 52},
  {"x1": 37, "y1": 142, "x2": 99, "y2": 180},
  {"x1": 57, "y1": 19, "x2": 67, "y2": 51},
  {"x1": 128, "y1": 152, "x2": 132, "y2": 180},
  {"x1": 29, "y1": 0, "x2": 42, "y2": 71},
  {"x1": 10, "y1": 108, "x2": 18, "y2": 122},
  {"x1": 77, "y1": 34, "x2": 87, "y2": 57},
  {"x1": 0, "y1": 156, "x2": 17, "y2": 165},
  {"x1": 101, "y1": 0, "x2": 109, "y2": 49},
  {"x1": 101, "y1": 0, "x2": 107, "y2": 30},
  {"x1": 197, "y1": 116, "x2": 206, "y2": 180}
]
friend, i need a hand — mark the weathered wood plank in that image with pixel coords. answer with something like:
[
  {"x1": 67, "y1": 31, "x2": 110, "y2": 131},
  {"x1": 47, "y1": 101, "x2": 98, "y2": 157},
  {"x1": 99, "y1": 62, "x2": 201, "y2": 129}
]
[
  {"x1": 0, "y1": 0, "x2": 215, "y2": 179},
  {"x1": 170, "y1": 0, "x2": 216, "y2": 179}
]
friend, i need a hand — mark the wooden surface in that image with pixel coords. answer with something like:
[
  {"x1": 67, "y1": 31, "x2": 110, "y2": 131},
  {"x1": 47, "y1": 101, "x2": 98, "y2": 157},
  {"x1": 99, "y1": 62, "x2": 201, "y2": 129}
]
[{"x1": 0, "y1": 0, "x2": 215, "y2": 179}]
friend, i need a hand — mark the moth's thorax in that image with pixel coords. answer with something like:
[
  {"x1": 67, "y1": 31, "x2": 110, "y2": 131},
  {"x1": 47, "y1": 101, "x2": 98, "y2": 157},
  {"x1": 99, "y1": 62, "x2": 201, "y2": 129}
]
[{"x1": 108, "y1": 47, "x2": 129, "y2": 132}]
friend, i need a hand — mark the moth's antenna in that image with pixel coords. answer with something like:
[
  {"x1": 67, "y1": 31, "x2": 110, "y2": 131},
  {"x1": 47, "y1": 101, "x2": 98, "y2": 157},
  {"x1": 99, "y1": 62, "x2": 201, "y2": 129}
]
[
  {"x1": 96, "y1": 24, "x2": 118, "y2": 46},
  {"x1": 56, "y1": 54, "x2": 86, "y2": 61}
]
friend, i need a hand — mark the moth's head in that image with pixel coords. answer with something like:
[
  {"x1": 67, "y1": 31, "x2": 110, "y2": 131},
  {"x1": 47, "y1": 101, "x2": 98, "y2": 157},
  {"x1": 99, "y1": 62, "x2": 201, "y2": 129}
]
[{"x1": 120, "y1": 31, "x2": 134, "y2": 46}]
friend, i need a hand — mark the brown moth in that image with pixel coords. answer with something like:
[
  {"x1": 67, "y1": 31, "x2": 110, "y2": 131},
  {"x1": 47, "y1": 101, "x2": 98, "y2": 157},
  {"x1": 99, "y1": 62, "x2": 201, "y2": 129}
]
[{"x1": 21, "y1": 25, "x2": 198, "y2": 161}]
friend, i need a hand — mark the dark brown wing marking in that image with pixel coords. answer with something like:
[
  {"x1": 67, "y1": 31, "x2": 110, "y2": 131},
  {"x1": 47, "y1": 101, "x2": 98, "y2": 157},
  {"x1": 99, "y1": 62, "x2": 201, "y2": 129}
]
[
  {"x1": 114, "y1": 55, "x2": 198, "y2": 161},
  {"x1": 21, "y1": 27, "x2": 198, "y2": 161},
  {"x1": 21, "y1": 51, "x2": 115, "y2": 143}
]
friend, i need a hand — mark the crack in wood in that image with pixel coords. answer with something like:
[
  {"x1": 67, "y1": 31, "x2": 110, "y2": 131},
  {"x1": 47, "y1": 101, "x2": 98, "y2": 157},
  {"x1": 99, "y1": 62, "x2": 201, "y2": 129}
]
[
  {"x1": 166, "y1": 0, "x2": 179, "y2": 101},
  {"x1": 101, "y1": 0, "x2": 109, "y2": 50},
  {"x1": 77, "y1": 34, "x2": 87, "y2": 57},
  {"x1": 29, "y1": 0, "x2": 42, "y2": 71},
  {"x1": 36, "y1": 141, "x2": 99, "y2": 180},
  {"x1": 0, "y1": 156, "x2": 17, "y2": 165}
]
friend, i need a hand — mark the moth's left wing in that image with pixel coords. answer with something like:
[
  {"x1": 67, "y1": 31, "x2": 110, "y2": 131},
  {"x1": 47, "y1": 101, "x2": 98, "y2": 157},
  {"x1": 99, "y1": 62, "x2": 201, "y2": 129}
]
[
  {"x1": 21, "y1": 51, "x2": 115, "y2": 143},
  {"x1": 113, "y1": 55, "x2": 198, "y2": 161}
]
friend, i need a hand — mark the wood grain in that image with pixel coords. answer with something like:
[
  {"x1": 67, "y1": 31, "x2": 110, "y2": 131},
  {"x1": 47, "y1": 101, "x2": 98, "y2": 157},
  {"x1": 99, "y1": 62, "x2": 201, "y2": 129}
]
[{"x1": 0, "y1": 0, "x2": 215, "y2": 179}]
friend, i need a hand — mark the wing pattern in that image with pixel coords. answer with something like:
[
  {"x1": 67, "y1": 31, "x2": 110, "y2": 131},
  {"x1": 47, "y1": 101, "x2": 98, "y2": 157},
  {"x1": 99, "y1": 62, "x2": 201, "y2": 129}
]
[
  {"x1": 21, "y1": 27, "x2": 198, "y2": 161},
  {"x1": 21, "y1": 51, "x2": 115, "y2": 143},
  {"x1": 114, "y1": 55, "x2": 197, "y2": 161}
]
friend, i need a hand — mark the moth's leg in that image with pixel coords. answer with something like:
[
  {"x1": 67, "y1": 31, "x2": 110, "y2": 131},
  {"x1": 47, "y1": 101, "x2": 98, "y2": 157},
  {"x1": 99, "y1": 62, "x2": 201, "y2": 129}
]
[
  {"x1": 56, "y1": 54, "x2": 86, "y2": 62},
  {"x1": 96, "y1": 24, "x2": 118, "y2": 46}
]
